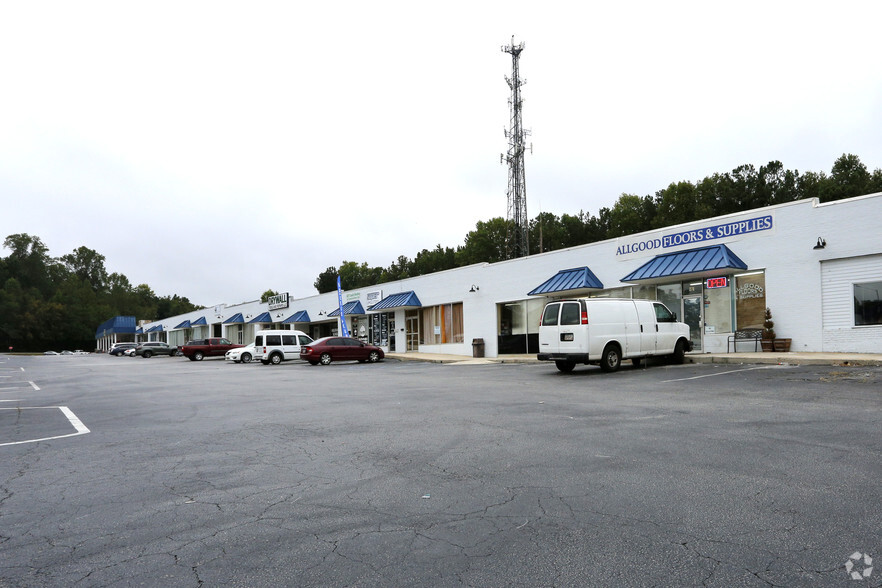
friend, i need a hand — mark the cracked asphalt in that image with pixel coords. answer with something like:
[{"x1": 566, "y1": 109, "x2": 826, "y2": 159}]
[{"x1": 1, "y1": 354, "x2": 881, "y2": 587}]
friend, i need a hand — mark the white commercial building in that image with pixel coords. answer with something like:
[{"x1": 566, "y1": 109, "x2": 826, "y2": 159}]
[{"x1": 125, "y1": 193, "x2": 882, "y2": 356}]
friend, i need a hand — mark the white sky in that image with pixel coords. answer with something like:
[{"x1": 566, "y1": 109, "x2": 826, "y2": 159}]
[{"x1": 2, "y1": 1, "x2": 881, "y2": 307}]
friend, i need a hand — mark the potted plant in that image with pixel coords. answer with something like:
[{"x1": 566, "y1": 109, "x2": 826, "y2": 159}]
[{"x1": 761, "y1": 308, "x2": 776, "y2": 352}]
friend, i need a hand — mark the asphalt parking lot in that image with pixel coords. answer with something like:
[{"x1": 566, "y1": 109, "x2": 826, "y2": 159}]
[{"x1": 1, "y1": 354, "x2": 881, "y2": 587}]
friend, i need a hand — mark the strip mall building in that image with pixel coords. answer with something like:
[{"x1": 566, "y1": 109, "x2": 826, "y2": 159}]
[{"x1": 96, "y1": 193, "x2": 882, "y2": 356}]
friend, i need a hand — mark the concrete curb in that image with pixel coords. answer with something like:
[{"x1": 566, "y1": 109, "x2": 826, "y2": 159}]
[{"x1": 387, "y1": 352, "x2": 882, "y2": 367}]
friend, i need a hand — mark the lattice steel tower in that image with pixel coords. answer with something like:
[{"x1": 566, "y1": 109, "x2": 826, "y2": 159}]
[{"x1": 501, "y1": 37, "x2": 530, "y2": 259}]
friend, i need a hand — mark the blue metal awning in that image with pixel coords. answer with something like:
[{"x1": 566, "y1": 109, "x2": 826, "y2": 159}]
[
  {"x1": 621, "y1": 244, "x2": 747, "y2": 283},
  {"x1": 528, "y1": 267, "x2": 604, "y2": 296},
  {"x1": 190, "y1": 316, "x2": 207, "y2": 326},
  {"x1": 282, "y1": 310, "x2": 311, "y2": 324},
  {"x1": 328, "y1": 301, "x2": 366, "y2": 317},
  {"x1": 223, "y1": 313, "x2": 244, "y2": 324},
  {"x1": 368, "y1": 291, "x2": 422, "y2": 311},
  {"x1": 146, "y1": 324, "x2": 164, "y2": 333},
  {"x1": 248, "y1": 311, "x2": 273, "y2": 324},
  {"x1": 95, "y1": 315, "x2": 136, "y2": 338},
  {"x1": 135, "y1": 327, "x2": 143, "y2": 334},
  {"x1": 174, "y1": 320, "x2": 191, "y2": 329}
]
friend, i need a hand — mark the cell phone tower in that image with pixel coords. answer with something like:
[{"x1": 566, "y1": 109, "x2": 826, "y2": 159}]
[{"x1": 501, "y1": 36, "x2": 530, "y2": 259}]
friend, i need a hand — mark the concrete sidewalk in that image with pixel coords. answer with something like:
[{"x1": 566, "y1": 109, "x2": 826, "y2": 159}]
[{"x1": 386, "y1": 351, "x2": 882, "y2": 367}]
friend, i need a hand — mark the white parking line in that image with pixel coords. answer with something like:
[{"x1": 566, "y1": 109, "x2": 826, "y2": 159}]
[
  {"x1": 30, "y1": 381, "x2": 40, "y2": 390},
  {"x1": 662, "y1": 365, "x2": 791, "y2": 382},
  {"x1": 0, "y1": 406, "x2": 91, "y2": 447}
]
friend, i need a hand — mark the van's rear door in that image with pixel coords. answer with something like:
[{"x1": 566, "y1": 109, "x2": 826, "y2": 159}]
[
  {"x1": 557, "y1": 301, "x2": 586, "y2": 357},
  {"x1": 538, "y1": 302, "x2": 561, "y2": 354}
]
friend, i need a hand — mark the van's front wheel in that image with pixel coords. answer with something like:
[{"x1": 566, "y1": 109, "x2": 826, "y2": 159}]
[
  {"x1": 555, "y1": 360, "x2": 575, "y2": 373},
  {"x1": 671, "y1": 339, "x2": 686, "y2": 364},
  {"x1": 600, "y1": 344, "x2": 621, "y2": 372}
]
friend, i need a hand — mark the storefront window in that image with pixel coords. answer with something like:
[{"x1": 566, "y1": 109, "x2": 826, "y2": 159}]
[
  {"x1": 420, "y1": 303, "x2": 463, "y2": 344},
  {"x1": 854, "y1": 281, "x2": 882, "y2": 325},
  {"x1": 590, "y1": 286, "x2": 632, "y2": 298},
  {"x1": 735, "y1": 272, "x2": 766, "y2": 330},
  {"x1": 703, "y1": 278, "x2": 732, "y2": 334},
  {"x1": 657, "y1": 284, "x2": 681, "y2": 320},
  {"x1": 632, "y1": 285, "x2": 657, "y2": 300},
  {"x1": 369, "y1": 313, "x2": 390, "y2": 346}
]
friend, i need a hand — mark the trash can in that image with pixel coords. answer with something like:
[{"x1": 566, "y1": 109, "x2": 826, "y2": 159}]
[{"x1": 472, "y1": 338, "x2": 484, "y2": 358}]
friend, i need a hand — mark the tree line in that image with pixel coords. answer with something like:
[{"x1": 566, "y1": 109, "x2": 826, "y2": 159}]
[
  {"x1": 314, "y1": 154, "x2": 882, "y2": 293},
  {"x1": 0, "y1": 234, "x2": 199, "y2": 352}
]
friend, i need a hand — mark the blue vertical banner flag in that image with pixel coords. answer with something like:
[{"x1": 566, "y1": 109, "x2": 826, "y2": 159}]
[{"x1": 336, "y1": 276, "x2": 350, "y2": 337}]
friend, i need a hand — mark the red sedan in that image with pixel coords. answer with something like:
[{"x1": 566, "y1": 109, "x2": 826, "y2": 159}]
[{"x1": 300, "y1": 337, "x2": 385, "y2": 365}]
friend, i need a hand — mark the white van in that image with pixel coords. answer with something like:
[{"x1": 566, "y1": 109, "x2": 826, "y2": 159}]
[
  {"x1": 537, "y1": 298, "x2": 693, "y2": 372},
  {"x1": 253, "y1": 330, "x2": 313, "y2": 365}
]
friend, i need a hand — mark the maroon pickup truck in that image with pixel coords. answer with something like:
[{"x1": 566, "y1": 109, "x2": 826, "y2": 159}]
[{"x1": 180, "y1": 338, "x2": 243, "y2": 361}]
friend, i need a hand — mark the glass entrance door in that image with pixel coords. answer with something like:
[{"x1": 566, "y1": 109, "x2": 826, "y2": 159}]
[
  {"x1": 683, "y1": 295, "x2": 703, "y2": 352},
  {"x1": 405, "y1": 310, "x2": 419, "y2": 351}
]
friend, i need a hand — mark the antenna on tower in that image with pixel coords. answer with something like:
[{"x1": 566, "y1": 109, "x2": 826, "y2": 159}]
[{"x1": 501, "y1": 36, "x2": 530, "y2": 259}]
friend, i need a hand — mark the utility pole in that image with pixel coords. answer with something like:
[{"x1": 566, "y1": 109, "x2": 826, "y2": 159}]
[{"x1": 501, "y1": 36, "x2": 530, "y2": 259}]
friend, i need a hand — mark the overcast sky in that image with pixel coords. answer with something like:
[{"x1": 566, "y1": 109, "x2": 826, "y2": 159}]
[{"x1": 2, "y1": 1, "x2": 881, "y2": 308}]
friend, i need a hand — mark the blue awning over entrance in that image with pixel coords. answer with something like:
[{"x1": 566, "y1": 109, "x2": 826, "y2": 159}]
[
  {"x1": 368, "y1": 291, "x2": 422, "y2": 311},
  {"x1": 621, "y1": 244, "x2": 747, "y2": 283},
  {"x1": 95, "y1": 315, "x2": 136, "y2": 338},
  {"x1": 222, "y1": 313, "x2": 244, "y2": 324},
  {"x1": 328, "y1": 301, "x2": 366, "y2": 317},
  {"x1": 248, "y1": 311, "x2": 273, "y2": 324},
  {"x1": 282, "y1": 310, "x2": 311, "y2": 324},
  {"x1": 190, "y1": 316, "x2": 207, "y2": 326},
  {"x1": 528, "y1": 267, "x2": 604, "y2": 296},
  {"x1": 174, "y1": 320, "x2": 191, "y2": 329}
]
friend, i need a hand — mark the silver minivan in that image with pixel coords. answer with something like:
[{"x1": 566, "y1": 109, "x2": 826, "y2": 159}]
[{"x1": 253, "y1": 329, "x2": 313, "y2": 365}]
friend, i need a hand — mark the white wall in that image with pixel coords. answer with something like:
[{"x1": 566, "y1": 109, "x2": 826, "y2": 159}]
[{"x1": 134, "y1": 194, "x2": 882, "y2": 356}]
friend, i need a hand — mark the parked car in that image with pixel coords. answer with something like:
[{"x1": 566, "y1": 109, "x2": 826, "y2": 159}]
[
  {"x1": 109, "y1": 342, "x2": 138, "y2": 356},
  {"x1": 124, "y1": 348, "x2": 136, "y2": 357},
  {"x1": 43, "y1": 350, "x2": 59, "y2": 355},
  {"x1": 253, "y1": 330, "x2": 313, "y2": 365},
  {"x1": 300, "y1": 337, "x2": 384, "y2": 365},
  {"x1": 180, "y1": 338, "x2": 242, "y2": 361},
  {"x1": 225, "y1": 343, "x2": 256, "y2": 364},
  {"x1": 133, "y1": 341, "x2": 178, "y2": 358}
]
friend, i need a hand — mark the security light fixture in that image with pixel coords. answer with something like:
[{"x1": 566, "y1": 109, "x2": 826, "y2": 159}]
[
  {"x1": 469, "y1": 285, "x2": 480, "y2": 292},
  {"x1": 813, "y1": 237, "x2": 826, "y2": 250}
]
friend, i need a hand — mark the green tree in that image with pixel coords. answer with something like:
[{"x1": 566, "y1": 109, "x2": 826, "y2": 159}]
[
  {"x1": 607, "y1": 193, "x2": 655, "y2": 237},
  {"x1": 260, "y1": 289, "x2": 280, "y2": 303},
  {"x1": 455, "y1": 217, "x2": 510, "y2": 266},
  {"x1": 823, "y1": 153, "x2": 871, "y2": 202},
  {"x1": 314, "y1": 266, "x2": 339, "y2": 294},
  {"x1": 411, "y1": 245, "x2": 456, "y2": 276},
  {"x1": 60, "y1": 246, "x2": 108, "y2": 292},
  {"x1": 2, "y1": 233, "x2": 58, "y2": 296}
]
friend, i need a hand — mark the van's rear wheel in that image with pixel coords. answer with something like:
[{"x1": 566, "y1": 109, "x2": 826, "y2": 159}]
[
  {"x1": 555, "y1": 360, "x2": 575, "y2": 373},
  {"x1": 270, "y1": 353, "x2": 283, "y2": 365},
  {"x1": 600, "y1": 344, "x2": 621, "y2": 372}
]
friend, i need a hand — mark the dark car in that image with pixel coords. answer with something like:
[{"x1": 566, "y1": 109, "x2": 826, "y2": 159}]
[
  {"x1": 133, "y1": 341, "x2": 178, "y2": 358},
  {"x1": 300, "y1": 337, "x2": 384, "y2": 365},
  {"x1": 109, "y1": 342, "x2": 138, "y2": 356}
]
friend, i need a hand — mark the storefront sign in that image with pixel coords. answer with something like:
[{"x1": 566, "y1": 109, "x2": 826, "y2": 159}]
[
  {"x1": 616, "y1": 214, "x2": 774, "y2": 257},
  {"x1": 267, "y1": 292, "x2": 289, "y2": 310},
  {"x1": 705, "y1": 277, "x2": 728, "y2": 289},
  {"x1": 366, "y1": 289, "x2": 382, "y2": 308}
]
